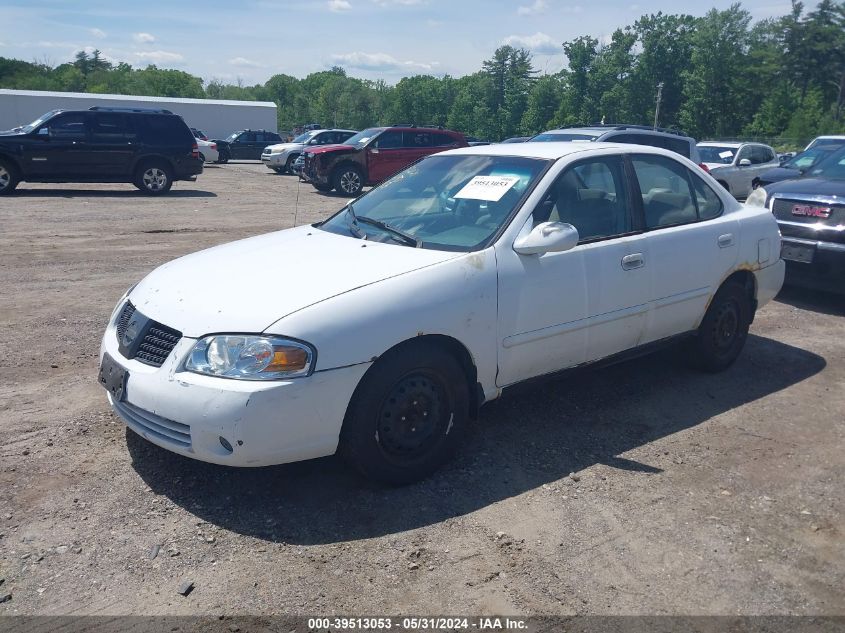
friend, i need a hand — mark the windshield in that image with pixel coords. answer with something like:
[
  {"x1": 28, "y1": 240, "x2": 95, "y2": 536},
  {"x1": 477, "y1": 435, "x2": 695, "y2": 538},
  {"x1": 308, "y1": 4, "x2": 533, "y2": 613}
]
[
  {"x1": 318, "y1": 154, "x2": 550, "y2": 251},
  {"x1": 531, "y1": 132, "x2": 597, "y2": 142},
  {"x1": 16, "y1": 110, "x2": 60, "y2": 134},
  {"x1": 785, "y1": 148, "x2": 831, "y2": 170},
  {"x1": 343, "y1": 127, "x2": 385, "y2": 147},
  {"x1": 807, "y1": 138, "x2": 845, "y2": 151},
  {"x1": 293, "y1": 131, "x2": 317, "y2": 143},
  {"x1": 808, "y1": 146, "x2": 845, "y2": 180},
  {"x1": 225, "y1": 132, "x2": 240, "y2": 142},
  {"x1": 698, "y1": 146, "x2": 738, "y2": 164}
]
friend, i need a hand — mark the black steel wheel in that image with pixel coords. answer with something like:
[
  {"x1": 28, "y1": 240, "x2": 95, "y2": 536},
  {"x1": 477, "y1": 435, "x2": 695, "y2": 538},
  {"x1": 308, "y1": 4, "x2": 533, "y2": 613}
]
[
  {"x1": 339, "y1": 342, "x2": 470, "y2": 484},
  {"x1": 686, "y1": 281, "x2": 752, "y2": 372}
]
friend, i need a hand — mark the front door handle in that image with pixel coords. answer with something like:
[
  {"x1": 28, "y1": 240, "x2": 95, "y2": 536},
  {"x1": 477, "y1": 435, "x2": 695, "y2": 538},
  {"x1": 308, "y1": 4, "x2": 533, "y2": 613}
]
[
  {"x1": 621, "y1": 253, "x2": 645, "y2": 270},
  {"x1": 718, "y1": 233, "x2": 735, "y2": 248}
]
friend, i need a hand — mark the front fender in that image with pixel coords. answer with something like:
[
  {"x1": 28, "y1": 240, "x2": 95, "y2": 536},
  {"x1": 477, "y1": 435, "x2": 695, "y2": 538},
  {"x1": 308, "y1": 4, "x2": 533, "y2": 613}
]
[{"x1": 264, "y1": 249, "x2": 500, "y2": 400}]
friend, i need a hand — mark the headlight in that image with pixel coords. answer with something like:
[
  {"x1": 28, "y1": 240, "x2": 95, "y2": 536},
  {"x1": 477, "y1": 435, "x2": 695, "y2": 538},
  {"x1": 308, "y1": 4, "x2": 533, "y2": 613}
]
[
  {"x1": 185, "y1": 335, "x2": 315, "y2": 380},
  {"x1": 746, "y1": 186, "x2": 768, "y2": 208}
]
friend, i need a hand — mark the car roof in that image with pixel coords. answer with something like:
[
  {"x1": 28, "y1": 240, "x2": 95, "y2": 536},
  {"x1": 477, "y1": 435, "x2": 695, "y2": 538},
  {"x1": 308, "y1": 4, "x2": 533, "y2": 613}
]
[
  {"x1": 540, "y1": 127, "x2": 602, "y2": 136},
  {"x1": 698, "y1": 141, "x2": 745, "y2": 148},
  {"x1": 441, "y1": 140, "x2": 675, "y2": 160}
]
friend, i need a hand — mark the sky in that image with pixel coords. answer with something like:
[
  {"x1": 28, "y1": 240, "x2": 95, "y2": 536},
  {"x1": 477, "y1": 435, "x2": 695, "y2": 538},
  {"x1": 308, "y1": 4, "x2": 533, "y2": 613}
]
[{"x1": 0, "y1": 0, "x2": 794, "y2": 86}]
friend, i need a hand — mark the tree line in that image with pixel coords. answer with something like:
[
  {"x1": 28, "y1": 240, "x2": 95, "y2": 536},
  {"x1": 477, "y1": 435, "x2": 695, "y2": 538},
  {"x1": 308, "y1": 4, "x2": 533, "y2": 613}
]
[{"x1": 1, "y1": 1, "x2": 843, "y2": 147}]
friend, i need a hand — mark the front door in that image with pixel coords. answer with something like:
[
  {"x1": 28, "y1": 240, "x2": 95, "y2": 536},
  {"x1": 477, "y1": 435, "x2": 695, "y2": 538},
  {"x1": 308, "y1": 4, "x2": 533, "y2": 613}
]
[
  {"x1": 366, "y1": 130, "x2": 408, "y2": 183},
  {"x1": 496, "y1": 155, "x2": 651, "y2": 386},
  {"x1": 24, "y1": 112, "x2": 90, "y2": 178}
]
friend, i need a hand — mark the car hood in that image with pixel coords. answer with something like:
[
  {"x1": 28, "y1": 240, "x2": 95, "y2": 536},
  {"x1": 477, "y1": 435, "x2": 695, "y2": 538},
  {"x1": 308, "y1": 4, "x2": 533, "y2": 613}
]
[
  {"x1": 758, "y1": 166, "x2": 801, "y2": 182},
  {"x1": 128, "y1": 225, "x2": 459, "y2": 338},
  {"x1": 265, "y1": 142, "x2": 303, "y2": 152},
  {"x1": 305, "y1": 144, "x2": 355, "y2": 155},
  {"x1": 766, "y1": 177, "x2": 845, "y2": 198}
]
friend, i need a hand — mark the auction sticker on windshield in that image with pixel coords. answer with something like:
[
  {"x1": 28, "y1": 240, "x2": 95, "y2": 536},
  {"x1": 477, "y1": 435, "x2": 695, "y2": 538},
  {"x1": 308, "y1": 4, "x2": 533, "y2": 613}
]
[{"x1": 454, "y1": 175, "x2": 520, "y2": 201}]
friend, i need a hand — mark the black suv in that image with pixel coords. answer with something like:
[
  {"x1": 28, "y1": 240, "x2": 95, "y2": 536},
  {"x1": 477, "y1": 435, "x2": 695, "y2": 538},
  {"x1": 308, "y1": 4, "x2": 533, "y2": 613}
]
[
  {"x1": 214, "y1": 130, "x2": 283, "y2": 162},
  {"x1": 0, "y1": 107, "x2": 202, "y2": 196}
]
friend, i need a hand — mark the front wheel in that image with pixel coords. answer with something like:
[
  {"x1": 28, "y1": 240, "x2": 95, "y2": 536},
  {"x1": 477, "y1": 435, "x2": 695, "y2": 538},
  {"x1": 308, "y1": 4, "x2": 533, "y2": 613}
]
[
  {"x1": 133, "y1": 162, "x2": 173, "y2": 195},
  {"x1": 339, "y1": 344, "x2": 469, "y2": 485},
  {"x1": 332, "y1": 165, "x2": 364, "y2": 197},
  {"x1": 686, "y1": 281, "x2": 752, "y2": 372},
  {"x1": 285, "y1": 154, "x2": 299, "y2": 174},
  {"x1": 0, "y1": 159, "x2": 20, "y2": 196}
]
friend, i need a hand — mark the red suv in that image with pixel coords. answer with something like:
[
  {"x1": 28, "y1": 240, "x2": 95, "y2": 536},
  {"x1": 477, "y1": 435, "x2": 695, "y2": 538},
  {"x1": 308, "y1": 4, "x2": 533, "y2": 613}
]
[{"x1": 302, "y1": 126, "x2": 467, "y2": 196}]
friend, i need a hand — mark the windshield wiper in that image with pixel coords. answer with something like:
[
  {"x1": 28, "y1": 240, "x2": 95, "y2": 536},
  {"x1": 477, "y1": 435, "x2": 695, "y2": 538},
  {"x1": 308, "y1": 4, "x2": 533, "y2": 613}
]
[
  {"x1": 346, "y1": 203, "x2": 366, "y2": 239},
  {"x1": 356, "y1": 215, "x2": 420, "y2": 247}
]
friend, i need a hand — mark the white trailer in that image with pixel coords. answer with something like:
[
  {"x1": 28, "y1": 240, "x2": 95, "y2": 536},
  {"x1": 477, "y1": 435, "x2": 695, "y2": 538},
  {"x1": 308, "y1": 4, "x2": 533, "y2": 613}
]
[{"x1": 0, "y1": 89, "x2": 277, "y2": 140}]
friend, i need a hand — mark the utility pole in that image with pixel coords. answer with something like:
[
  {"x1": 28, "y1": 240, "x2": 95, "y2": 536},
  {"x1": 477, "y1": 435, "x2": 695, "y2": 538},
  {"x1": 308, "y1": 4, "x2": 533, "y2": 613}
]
[{"x1": 653, "y1": 82, "x2": 664, "y2": 129}]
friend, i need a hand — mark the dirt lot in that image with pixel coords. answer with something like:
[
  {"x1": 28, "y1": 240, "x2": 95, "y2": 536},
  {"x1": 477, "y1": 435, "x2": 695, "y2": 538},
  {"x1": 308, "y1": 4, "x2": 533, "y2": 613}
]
[{"x1": 0, "y1": 163, "x2": 843, "y2": 617}]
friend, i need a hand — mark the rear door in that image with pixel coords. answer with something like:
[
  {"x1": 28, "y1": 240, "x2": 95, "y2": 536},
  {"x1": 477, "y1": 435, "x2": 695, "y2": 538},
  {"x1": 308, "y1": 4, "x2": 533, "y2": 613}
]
[
  {"x1": 87, "y1": 113, "x2": 136, "y2": 177},
  {"x1": 630, "y1": 153, "x2": 738, "y2": 343}
]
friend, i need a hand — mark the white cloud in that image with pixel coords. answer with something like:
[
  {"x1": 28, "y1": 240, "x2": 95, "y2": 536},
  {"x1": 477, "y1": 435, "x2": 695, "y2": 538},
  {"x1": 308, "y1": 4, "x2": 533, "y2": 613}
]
[
  {"x1": 331, "y1": 51, "x2": 436, "y2": 72},
  {"x1": 89, "y1": 28, "x2": 107, "y2": 39},
  {"x1": 517, "y1": 0, "x2": 547, "y2": 16},
  {"x1": 133, "y1": 32, "x2": 156, "y2": 44},
  {"x1": 562, "y1": 4, "x2": 583, "y2": 12},
  {"x1": 503, "y1": 32, "x2": 561, "y2": 55},
  {"x1": 229, "y1": 57, "x2": 263, "y2": 68},
  {"x1": 134, "y1": 50, "x2": 184, "y2": 64},
  {"x1": 372, "y1": 0, "x2": 424, "y2": 6},
  {"x1": 327, "y1": 0, "x2": 351, "y2": 11}
]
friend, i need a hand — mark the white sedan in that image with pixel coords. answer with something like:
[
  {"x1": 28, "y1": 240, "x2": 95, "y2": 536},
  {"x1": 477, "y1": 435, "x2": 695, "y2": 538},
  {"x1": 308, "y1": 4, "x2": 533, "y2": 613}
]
[
  {"x1": 99, "y1": 143, "x2": 784, "y2": 484},
  {"x1": 196, "y1": 139, "x2": 219, "y2": 163}
]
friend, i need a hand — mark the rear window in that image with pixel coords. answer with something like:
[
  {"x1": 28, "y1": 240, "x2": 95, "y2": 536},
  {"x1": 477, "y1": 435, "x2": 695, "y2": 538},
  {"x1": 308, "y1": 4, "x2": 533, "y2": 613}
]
[{"x1": 138, "y1": 115, "x2": 193, "y2": 145}]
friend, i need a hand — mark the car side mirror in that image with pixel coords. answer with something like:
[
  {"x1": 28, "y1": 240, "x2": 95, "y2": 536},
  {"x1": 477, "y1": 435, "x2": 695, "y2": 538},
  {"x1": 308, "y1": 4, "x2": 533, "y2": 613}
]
[
  {"x1": 513, "y1": 222, "x2": 579, "y2": 255},
  {"x1": 37, "y1": 127, "x2": 49, "y2": 137},
  {"x1": 738, "y1": 158, "x2": 752, "y2": 167}
]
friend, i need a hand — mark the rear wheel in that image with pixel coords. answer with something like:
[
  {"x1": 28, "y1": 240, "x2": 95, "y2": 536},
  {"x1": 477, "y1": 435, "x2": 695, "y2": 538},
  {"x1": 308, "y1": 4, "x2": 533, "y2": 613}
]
[
  {"x1": 133, "y1": 161, "x2": 173, "y2": 196},
  {"x1": 0, "y1": 159, "x2": 19, "y2": 195},
  {"x1": 312, "y1": 182, "x2": 332, "y2": 192},
  {"x1": 686, "y1": 281, "x2": 752, "y2": 372},
  {"x1": 216, "y1": 150, "x2": 230, "y2": 164},
  {"x1": 333, "y1": 165, "x2": 364, "y2": 196},
  {"x1": 339, "y1": 344, "x2": 469, "y2": 485}
]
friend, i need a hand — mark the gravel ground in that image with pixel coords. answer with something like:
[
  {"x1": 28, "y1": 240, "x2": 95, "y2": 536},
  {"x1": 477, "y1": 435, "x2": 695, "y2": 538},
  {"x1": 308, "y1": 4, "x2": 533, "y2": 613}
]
[{"x1": 0, "y1": 163, "x2": 843, "y2": 616}]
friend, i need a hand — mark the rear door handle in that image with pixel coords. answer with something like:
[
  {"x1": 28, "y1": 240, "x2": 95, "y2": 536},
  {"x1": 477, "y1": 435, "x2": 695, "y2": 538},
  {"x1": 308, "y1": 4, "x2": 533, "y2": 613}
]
[
  {"x1": 718, "y1": 233, "x2": 735, "y2": 248},
  {"x1": 621, "y1": 253, "x2": 645, "y2": 270}
]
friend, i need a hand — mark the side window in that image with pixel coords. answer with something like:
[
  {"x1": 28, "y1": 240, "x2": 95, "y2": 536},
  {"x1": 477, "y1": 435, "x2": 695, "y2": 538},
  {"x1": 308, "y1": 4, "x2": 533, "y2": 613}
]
[
  {"x1": 404, "y1": 131, "x2": 432, "y2": 148},
  {"x1": 751, "y1": 146, "x2": 774, "y2": 164},
  {"x1": 431, "y1": 133, "x2": 457, "y2": 147},
  {"x1": 254, "y1": 132, "x2": 266, "y2": 143},
  {"x1": 534, "y1": 156, "x2": 631, "y2": 242},
  {"x1": 44, "y1": 113, "x2": 87, "y2": 140},
  {"x1": 139, "y1": 116, "x2": 192, "y2": 144},
  {"x1": 267, "y1": 132, "x2": 281, "y2": 142},
  {"x1": 338, "y1": 131, "x2": 355, "y2": 143},
  {"x1": 91, "y1": 114, "x2": 134, "y2": 142},
  {"x1": 631, "y1": 154, "x2": 698, "y2": 229},
  {"x1": 689, "y1": 172, "x2": 723, "y2": 220},
  {"x1": 375, "y1": 131, "x2": 403, "y2": 149},
  {"x1": 736, "y1": 146, "x2": 753, "y2": 164},
  {"x1": 662, "y1": 137, "x2": 692, "y2": 159},
  {"x1": 607, "y1": 133, "x2": 643, "y2": 146},
  {"x1": 240, "y1": 132, "x2": 256, "y2": 143}
]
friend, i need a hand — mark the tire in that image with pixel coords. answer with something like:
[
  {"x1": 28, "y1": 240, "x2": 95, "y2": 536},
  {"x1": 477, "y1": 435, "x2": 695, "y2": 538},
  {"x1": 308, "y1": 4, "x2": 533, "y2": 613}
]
[
  {"x1": 332, "y1": 164, "x2": 364, "y2": 197},
  {"x1": 312, "y1": 182, "x2": 332, "y2": 192},
  {"x1": 285, "y1": 154, "x2": 299, "y2": 174},
  {"x1": 133, "y1": 161, "x2": 173, "y2": 196},
  {"x1": 0, "y1": 158, "x2": 19, "y2": 195},
  {"x1": 339, "y1": 343, "x2": 470, "y2": 485},
  {"x1": 686, "y1": 281, "x2": 752, "y2": 372},
  {"x1": 272, "y1": 167, "x2": 284, "y2": 174},
  {"x1": 198, "y1": 152, "x2": 206, "y2": 163},
  {"x1": 216, "y1": 150, "x2": 230, "y2": 164}
]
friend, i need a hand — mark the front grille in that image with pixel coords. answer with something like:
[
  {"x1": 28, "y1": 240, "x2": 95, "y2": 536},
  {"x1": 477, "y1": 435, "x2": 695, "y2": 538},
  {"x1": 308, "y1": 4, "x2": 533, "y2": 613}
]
[
  {"x1": 115, "y1": 301, "x2": 182, "y2": 368},
  {"x1": 773, "y1": 198, "x2": 844, "y2": 225},
  {"x1": 116, "y1": 302, "x2": 136, "y2": 340},
  {"x1": 113, "y1": 399, "x2": 192, "y2": 448}
]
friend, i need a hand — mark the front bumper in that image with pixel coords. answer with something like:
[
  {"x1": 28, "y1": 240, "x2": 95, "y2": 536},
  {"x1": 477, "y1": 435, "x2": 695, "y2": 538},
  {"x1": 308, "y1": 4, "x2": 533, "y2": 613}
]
[
  {"x1": 781, "y1": 236, "x2": 845, "y2": 294},
  {"x1": 99, "y1": 316, "x2": 370, "y2": 467},
  {"x1": 261, "y1": 153, "x2": 286, "y2": 167}
]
